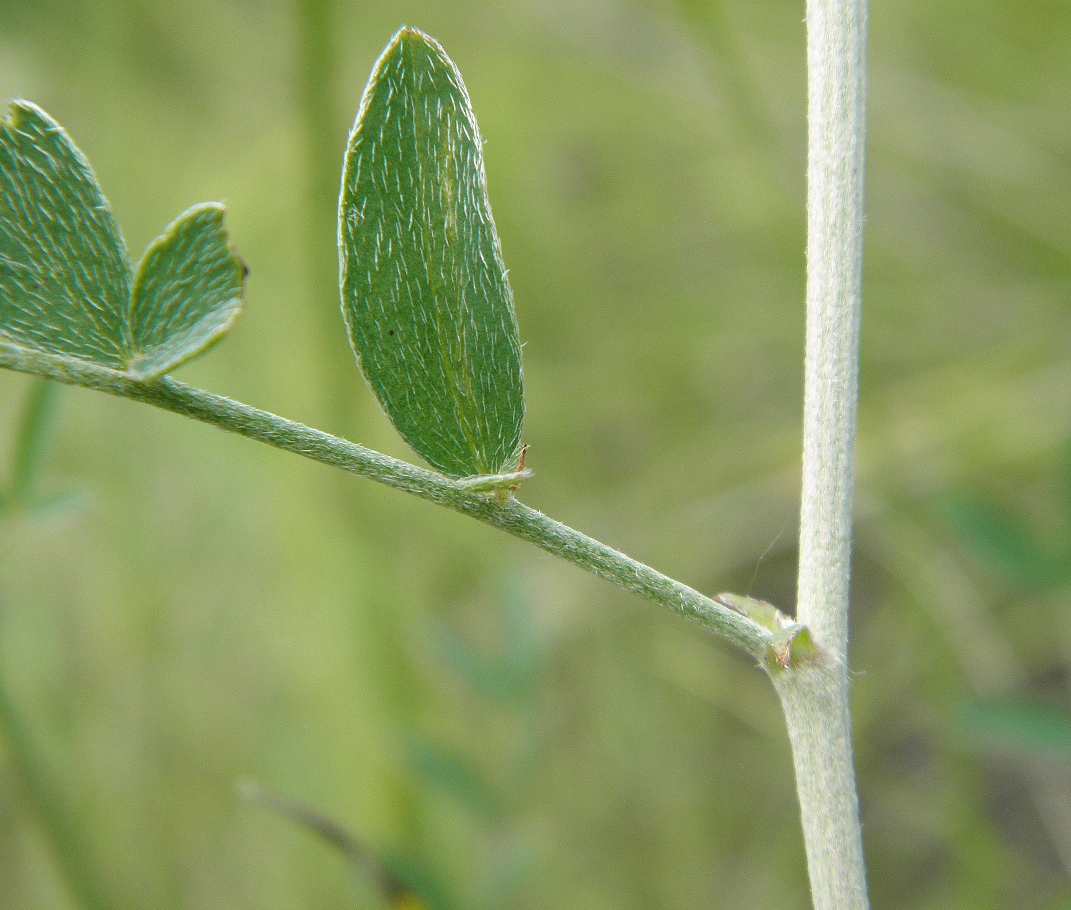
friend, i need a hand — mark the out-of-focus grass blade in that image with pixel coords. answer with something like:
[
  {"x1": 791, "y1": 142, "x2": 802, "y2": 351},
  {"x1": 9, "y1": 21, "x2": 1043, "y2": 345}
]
[
  {"x1": 427, "y1": 620, "x2": 522, "y2": 703},
  {"x1": 1059, "y1": 442, "x2": 1071, "y2": 531},
  {"x1": 939, "y1": 491, "x2": 1060, "y2": 591},
  {"x1": 428, "y1": 583, "x2": 543, "y2": 704},
  {"x1": 339, "y1": 27, "x2": 524, "y2": 478},
  {"x1": 0, "y1": 607, "x2": 112, "y2": 910},
  {"x1": 382, "y1": 852, "x2": 458, "y2": 910},
  {"x1": 471, "y1": 837, "x2": 538, "y2": 910},
  {"x1": 501, "y1": 580, "x2": 543, "y2": 692},
  {"x1": 238, "y1": 779, "x2": 366, "y2": 864},
  {"x1": 238, "y1": 779, "x2": 429, "y2": 908},
  {"x1": 4, "y1": 379, "x2": 81, "y2": 518},
  {"x1": 20, "y1": 490, "x2": 85, "y2": 519},
  {"x1": 404, "y1": 734, "x2": 508, "y2": 822},
  {"x1": 957, "y1": 697, "x2": 1071, "y2": 760},
  {"x1": 10, "y1": 377, "x2": 60, "y2": 505}
]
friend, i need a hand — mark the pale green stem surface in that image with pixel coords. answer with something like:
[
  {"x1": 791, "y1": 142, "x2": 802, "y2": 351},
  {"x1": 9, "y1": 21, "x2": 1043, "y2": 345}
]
[
  {"x1": 775, "y1": 0, "x2": 870, "y2": 908},
  {"x1": 0, "y1": 342, "x2": 771, "y2": 660}
]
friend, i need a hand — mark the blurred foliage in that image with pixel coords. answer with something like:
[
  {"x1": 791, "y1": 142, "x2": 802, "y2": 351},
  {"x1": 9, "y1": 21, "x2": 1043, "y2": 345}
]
[
  {"x1": 958, "y1": 697, "x2": 1071, "y2": 760},
  {"x1": 0, "y1": 379, "x2": 62, "y2": 515},
  {"x1": 937, "y1": 442, "x2": 1071, "y2": 893},
  {"x1": 938, "y1": 444, "x2": 1071, "y2": 593},
  {"x1": 1, "y1": 1, "x2": 1070, "y2": 908}
]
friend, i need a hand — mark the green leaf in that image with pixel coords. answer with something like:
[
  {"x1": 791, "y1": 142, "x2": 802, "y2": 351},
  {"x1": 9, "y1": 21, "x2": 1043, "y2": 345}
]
[
  {"x1": 128, "y1": 203, "x2": 245, "y2": 379},
  {"x1": 0, "y1": 101, "x2": 133, "y2": 369},
  {"x1": 339, "y1": 28, "x2": 524, "y2": 478},
  {"x1": 0, "y1": 102, "x2": 244, "y2": 379}
]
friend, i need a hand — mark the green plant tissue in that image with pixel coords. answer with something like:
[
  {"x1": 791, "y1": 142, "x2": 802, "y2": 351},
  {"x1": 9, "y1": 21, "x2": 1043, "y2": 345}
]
[{"x1": 339, "y1": 27, "x2": 525, "y2": 478}]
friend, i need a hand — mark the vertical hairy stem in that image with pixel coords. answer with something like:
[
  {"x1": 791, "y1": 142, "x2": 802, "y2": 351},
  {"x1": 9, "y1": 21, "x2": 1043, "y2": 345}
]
[{"x1": 774, "y1": 1, "x2": 869, "y2": 908}]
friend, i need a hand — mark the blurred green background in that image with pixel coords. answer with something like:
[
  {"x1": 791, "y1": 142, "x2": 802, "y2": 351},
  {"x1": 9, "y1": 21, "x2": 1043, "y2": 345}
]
[{"x1": 2, "y1": 0, "x2": 1071, "y2": 907}]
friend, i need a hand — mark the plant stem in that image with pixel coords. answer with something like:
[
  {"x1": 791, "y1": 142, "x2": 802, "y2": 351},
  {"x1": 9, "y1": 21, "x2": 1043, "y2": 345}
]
[
  {"x1": 773, "y1": 0, "x2": 869, "y2": 908},
  {"x1": 0, "y1": 342, "x2": 771, "y2": 659}
]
